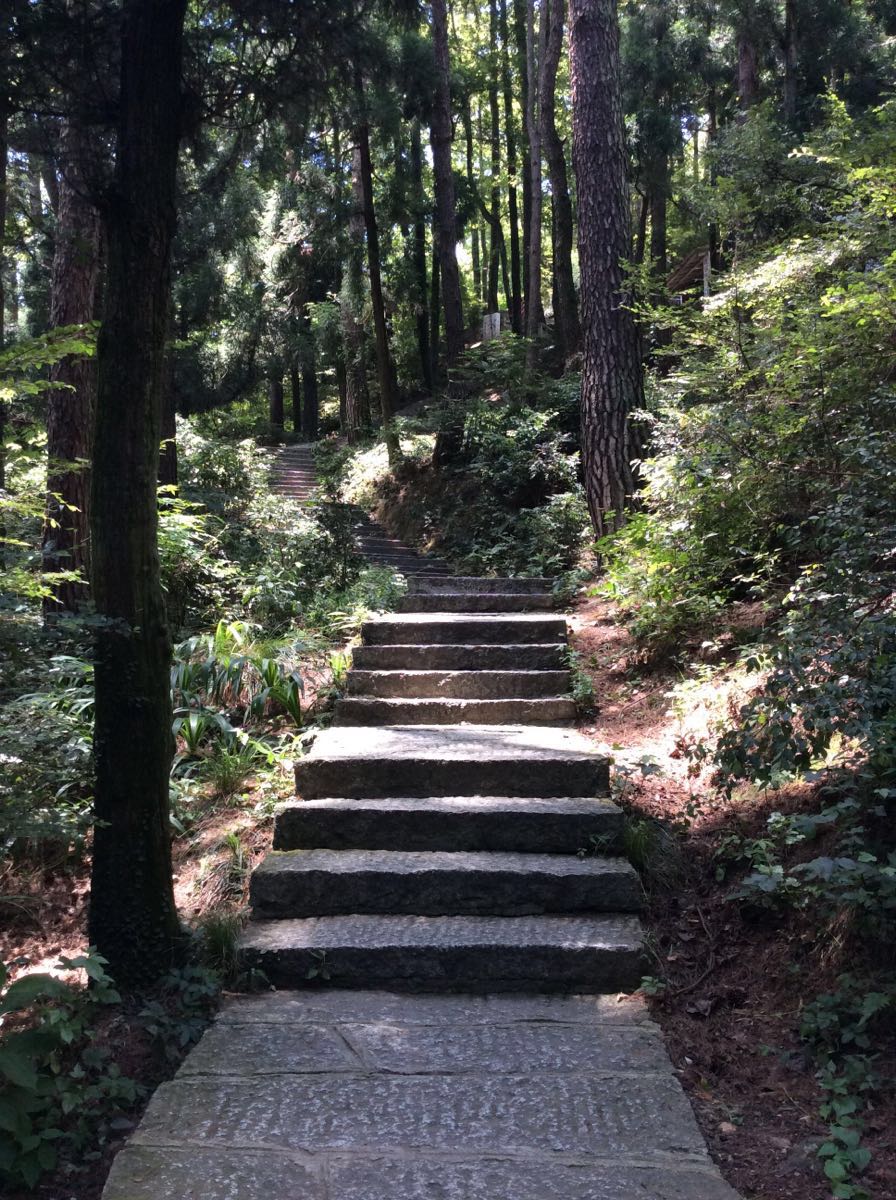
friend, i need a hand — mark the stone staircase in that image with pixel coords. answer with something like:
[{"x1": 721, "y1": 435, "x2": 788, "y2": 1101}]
[{"x1": 238, "y1": 575, "x2": 645, "y2": 993}]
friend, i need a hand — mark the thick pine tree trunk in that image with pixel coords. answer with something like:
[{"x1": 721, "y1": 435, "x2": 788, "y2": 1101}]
[
  {"x1": 41, "y1": 124, "x2": 100, "y2": 609},
  {"x1": 513, "y1": 0, "x2": 532, "y2": 321},
  {"x1": 411, "y1": 121, "x2": 432, "y2": 392},
  {"x1": 569, "y1": 0, "x2": 644, "y2": 539},
  {"x1": 542, "y1": 0, "x2": 580, "y2": 359},
  {"x1": 500, "y1": 0, "x2": 523, "y2": 333},
  {"x1": 88, "y1": 0, "x2": 187, "y2": 988},
  {"x1": 737, "y1": 34, "x2": 759, "y2": 109},
  {"x1": 355, "y1": 72, "x2": 401, "y2": 464}
]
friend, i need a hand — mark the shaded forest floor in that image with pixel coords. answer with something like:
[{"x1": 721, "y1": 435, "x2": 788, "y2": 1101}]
[{"x1": 571, "y1": 597, "x2": 896, "y2": 1200}]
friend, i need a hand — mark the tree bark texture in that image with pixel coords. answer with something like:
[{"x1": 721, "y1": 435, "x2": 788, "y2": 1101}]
[
  {"x1": 300, "y1": 313, "x2": 318, "y2": 441},
  {"x1": 513, "y1": 0, "x2": 533, "y2": 320},
  {"x1": 430, "y1": 0, "x2": 464, "y2": 367},
  {"x1": 525, "y1": 0, "x2": 546, "y2": 359},
  {"x1": 463, "y1": 107, "x2": 483, "y2": 309},
  {"x1": 268, "y1": 375, "x2": 284, "y2": 434},
  {"x1": 569, "y1": 0, "x2": 644, "y2": 539},
  {"x1": 500, "y1": 0, "x2": 523, "y2": 332},
  {"x1": 542, "y1": 0, "x2": 580, "y2": 358},
  {"x1": 411, "y1": 121, "x2": 432, "y2": 392},
  {"x1": 341, "y1": 144, "x2": 371, "y2": 442},
  {"x1": 783, "y1": 0, "x2": 798, "y2": 125},
  {"x1": 355, "y1": 72, "x2": 401, "y2": 463},
  {"x1": 42, "y1": 124, "x2": 101, "y2": 613},
  {"x1": 487, "y1": 0, "x2": 502, "y2": 313},
  {"x1": 88, "y1": 0, "x2": 187, "y2": 988}
]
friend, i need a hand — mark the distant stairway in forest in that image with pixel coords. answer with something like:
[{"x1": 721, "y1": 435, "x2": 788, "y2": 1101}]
[{"x1": 270, "y1": 442, "x2": 451, "y2": 577}]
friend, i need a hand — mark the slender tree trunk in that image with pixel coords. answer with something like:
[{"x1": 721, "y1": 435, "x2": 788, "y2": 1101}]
[
  {"x1": 158, "y1": 352, "x2": 178, "y2": 486},
  {"x1": 355, "y1": 71, "x2": 401, "y2": 463},
  {"x1": 430, "y1": 0, "x2": 464, "y2": 367},
  {"x1": 429, "y1": 232, "x2": 441, "y2": 385},
  {"x1": 569, "y1": 0, "x2": 644, "y2": 539},
  {"x1": 268, "y1": 375, "x2": 284, "y2": 435},
  {"x1": 0, "y1": 94, "x2": 8, "y2": 563},
  {"x1": 463, "y1": 107, "x2": 482, "y2": 310},
  {"x1": 500, "y1": 0, "x2": 523, "y2": 333},
  {"x1": 783, "y1": 0, "x2": 798, "y2": 125},
  {"x1": 300, "y1": 313, "x2": 318, "y2": 441},
  {"x1": 342, "y1": 145, "x2": 371, "y2": 442},
  {"x1": 411, "y1": 121, "x2": 432, "y2": 392},
  {"x1": 634, "y1": 191, "x2": 649, "y2": 264},
  {"x1": 336, "y1": 357, "x2": 347, "y2": 431},
  {"x1": 542, "y1": 0, "x2": 580, "y2": 359},
  {"x1": 487, "y1": 0, "x2": 502, "y2": 313},
  {"x1": 89, "y1": 0, "x2": 187, "y2": 988},
  {"x1": 649, "y1": 160, "x2": 668, "y2": 278},
  {"x1": 290, "y1": 364, "x2": 302, "y2": 433},
  {"x1": 513, "y1": 0, "x2": 532, "y2": 321},
  {"x1": 525, "y1": 0, "x2": 546, "y2": 363}
]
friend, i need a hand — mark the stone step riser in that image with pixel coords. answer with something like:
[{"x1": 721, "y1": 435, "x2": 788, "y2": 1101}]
[
  {"x1": 395, "y1": 594, "x2": 557, "y2": 613},
  {"x1": 251, "y1": 853, "x2": 641, "y2": 920},
  {"x1": 346, "y1": 669, "x2": 571, "y2": 699},
  {"x1": 295, "y1": 755, "x2": 608, "y2": 800},
  {"x1": 407, "y1": 575, "x2": 554, "y2": 595},
  {"x1": 273, "y1": 798, "x2": 622, "y2": 853},
  {"x1": 362, "y1": 618, "x2": 568, "y2": 646},
  {"x1": 350, "y1": 643, "x2": 568, "y2": 671},
  {"x1": 334, "y1": 697, "x2": 577, "y2": 726},
  {"x1": 237, "y1": 915, "x2": 646, "y2": 993}
]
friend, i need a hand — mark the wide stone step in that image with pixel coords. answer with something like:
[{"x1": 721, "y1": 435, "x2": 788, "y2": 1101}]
[
  {"x1": 250, "y1": 849, "x2": 640, "y2": 919},
  {"x1": 346, "y1": 669, "x2": 571, "y2": 699},
  {"x1": 351, "y1": 643, "x2": 568, "y2": 671},
  {"x1": 273, "y1": 796, "x2": 622, "y2": 853},
  {"x1": 408, "y1": 575, "x2": 554, "y2": 594},
  {"x1": 396, "y1": 593, "x2": 557, "y2": 613},
  {"x1": 238, "y1": 913, "x2": 646, "y2": 992},
  {"x1": 362, "y1": 613, "x2": 568, "y2": 646},
  {"x1": 334, "y1": 696, "x2": 576, "y2": 725},
  {"x1": 295, "y1": 725, "x2": 609, "y2": 799}
]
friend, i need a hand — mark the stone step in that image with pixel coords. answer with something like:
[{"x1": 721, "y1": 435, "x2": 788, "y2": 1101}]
[
  {"x1": 346, "y1": 669, "x2": 571, "y2": 699},
  {"x1": 334, "y1": 696, "x2": 577, "y2": 725},
  {"x1": 361, "y1": 613, "x2": 568, "y2": 646},
  {"x1": 395, "y1": 593, "x2": 557, "y2": 613},
  {"x1": 250, "y1": 849, "x2": 640, "y2": 919},
  {"x1": 295, "y1": 725, "x2": 609, "y2": 799},
  {"x1": 238, "y1": 913, "x2": 646, "y2": 992},
  {"x1": 408, "y1": 575, "x2": 554, "y2": 594},
  {"x1": 351, "y1": 642, "x2": 568, "y2": 671},
  {"x1": 273, "y1": 796, "x2": 621, "y2": 853}
]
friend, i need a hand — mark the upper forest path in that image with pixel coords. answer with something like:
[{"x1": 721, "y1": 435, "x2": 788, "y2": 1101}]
[{"x1": 101, "y1": 450, "x2": 739, "y2": 1199}]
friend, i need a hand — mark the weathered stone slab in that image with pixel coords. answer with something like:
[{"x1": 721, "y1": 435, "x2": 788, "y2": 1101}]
[
  {"x1": 129, "y1": 1072, "x2": 710, "y2": 1160},
  {"x1": 395, "y1": 593, "x2": 557, "y2": 612},
  {"x1": 348, "y1": 1021, "x2": 668, "y2": 1075},
  {"x1": 351, "y1": 643, "x2": 568, "y2": 671},
  {"x1": 346, "y1": 669, "x2": 572, "y2": 699},
  {"x1": 407, "y1": 575, "x2": 554, "y2": 594},
  {"x1": 214, "y1": 990, "x2": 652, "y2": 1028},
  {"x1": 102, "y1": 1146, "x2": 323, "y2": 1199},
  {"x1": 250, "y1": 848, "x2": 641, "y2": 919},
  {"x1": 361, "y1": 612, "x2": 567, "y2": 646},
  {"x1": 238, "y1": 913, "x2": 646, "y2": 992},
  {"x1": 273, "y1": 796, "x2": 622, "y2": 854},
  {"x1": 176, "y1": 1021, "x2": 357, "y2": 1077},
  {"x1": 295, "y1": 724, "x2": 609, "y2": 800},
  {"x1": 328, "y1": 1157, "x2": 741, "y2": 1200},
  {"x1": 335, "y1": 695, "x2": 578, "y2": 726}
]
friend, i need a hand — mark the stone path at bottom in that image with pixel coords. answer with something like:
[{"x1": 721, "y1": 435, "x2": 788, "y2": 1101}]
[{"x1": 104, "y1": 989, "x2": 740, "y2": 1200}]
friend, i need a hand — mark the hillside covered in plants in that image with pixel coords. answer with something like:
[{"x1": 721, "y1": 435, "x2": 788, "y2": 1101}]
[{"x1": 1, "y1": 1, "x2": 895, "y2": 1198}]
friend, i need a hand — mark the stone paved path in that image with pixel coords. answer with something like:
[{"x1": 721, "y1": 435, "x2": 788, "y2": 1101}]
[{"x1": 102, "y1": 470, "x2": 740, "y2": 1199}]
